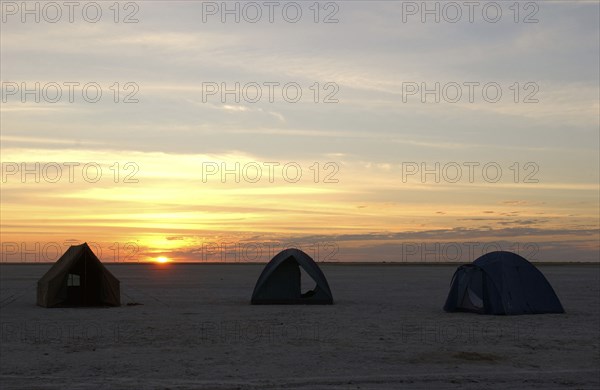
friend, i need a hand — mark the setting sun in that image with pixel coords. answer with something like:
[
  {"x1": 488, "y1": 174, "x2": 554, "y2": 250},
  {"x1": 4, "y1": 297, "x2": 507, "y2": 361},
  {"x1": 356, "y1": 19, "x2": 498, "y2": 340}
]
[{"x1": 155, "y1": 256, "x2": 170, "y2": 264}]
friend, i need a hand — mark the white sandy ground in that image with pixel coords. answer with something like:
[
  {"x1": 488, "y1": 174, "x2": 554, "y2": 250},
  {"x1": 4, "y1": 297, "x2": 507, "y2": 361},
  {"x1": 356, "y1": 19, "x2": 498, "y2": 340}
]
[{"x1": 0, "y1": 264, "x2": 598, "y2": 390}]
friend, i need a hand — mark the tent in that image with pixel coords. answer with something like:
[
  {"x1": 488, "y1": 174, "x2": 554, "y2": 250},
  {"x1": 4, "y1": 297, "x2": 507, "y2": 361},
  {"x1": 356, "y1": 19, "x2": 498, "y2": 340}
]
[
  {"x1": 443, "y1": 251, "x2": 564, "y2": 315},
  {"x1": 37, "y1": 243, "x2": 120, "y2": 307},
  {"x1": 251, "y1": 248, "x2": 333, "y2": 304}
]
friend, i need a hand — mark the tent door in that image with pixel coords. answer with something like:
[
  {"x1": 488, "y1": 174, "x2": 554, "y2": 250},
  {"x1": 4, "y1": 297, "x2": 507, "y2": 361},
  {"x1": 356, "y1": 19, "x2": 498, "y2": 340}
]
[
  {"x1": 65, "y1": 266, "x2": 102, "y2": 306},
  {"x1": 66, "y1": 273, "x2": 82, "y2": 305},
  {"x1": 458, "y1": 267, "x2": 485, "y2": 313},
  {"x1": 300, "y1": 267, "x2": 317, "y2": 298}
]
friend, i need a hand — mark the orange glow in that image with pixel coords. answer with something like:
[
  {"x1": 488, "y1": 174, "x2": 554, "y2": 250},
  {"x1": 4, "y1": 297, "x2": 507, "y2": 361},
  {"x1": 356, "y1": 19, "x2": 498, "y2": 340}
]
[{"x1": 0, "y1": 148, "x2": 597, "y2": 263}]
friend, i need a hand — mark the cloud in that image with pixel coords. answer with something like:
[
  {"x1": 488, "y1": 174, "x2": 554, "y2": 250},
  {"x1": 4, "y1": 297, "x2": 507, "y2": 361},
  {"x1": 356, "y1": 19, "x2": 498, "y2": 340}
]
[{"x1": 1, "y1": 2, "x2": 598, "y2": 263}]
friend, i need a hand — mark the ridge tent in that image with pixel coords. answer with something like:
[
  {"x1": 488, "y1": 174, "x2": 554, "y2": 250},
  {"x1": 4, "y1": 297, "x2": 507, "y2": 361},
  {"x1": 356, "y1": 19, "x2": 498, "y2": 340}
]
[
  {"x1": 251, "y1": 248, "x2": 333, "y2": 304},
  {"x1": 443, "y1": 251, "x2": 564, "y2": 315},
  {"x1": 37, "y1": 243, "x2": 120, "y2": 307}
]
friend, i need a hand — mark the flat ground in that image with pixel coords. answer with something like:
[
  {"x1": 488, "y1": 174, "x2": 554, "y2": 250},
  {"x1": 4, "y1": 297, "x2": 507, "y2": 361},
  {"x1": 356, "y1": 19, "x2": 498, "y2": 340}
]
[{"x1": 1, "y1": 264, "x2": 598, "y2": 389}]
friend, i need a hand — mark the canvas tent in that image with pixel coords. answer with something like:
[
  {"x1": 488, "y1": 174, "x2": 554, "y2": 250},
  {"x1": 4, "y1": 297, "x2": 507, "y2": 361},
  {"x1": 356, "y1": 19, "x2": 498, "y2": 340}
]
[
  {"x1": 443, "y1": 251, "x2": 564, "y2": 315},
  {"x1": 251, "y1": 248, "x2": 333, "y2": 304},
  {"x1": 37, "y1": 243, "x2": 120, "y2": 307}
]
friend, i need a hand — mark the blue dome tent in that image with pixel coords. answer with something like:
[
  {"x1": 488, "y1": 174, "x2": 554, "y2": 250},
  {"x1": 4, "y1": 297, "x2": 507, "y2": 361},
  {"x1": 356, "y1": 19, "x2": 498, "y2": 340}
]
[{"x1": 444, "y1": 251, "x2": 564, "y2": 315}]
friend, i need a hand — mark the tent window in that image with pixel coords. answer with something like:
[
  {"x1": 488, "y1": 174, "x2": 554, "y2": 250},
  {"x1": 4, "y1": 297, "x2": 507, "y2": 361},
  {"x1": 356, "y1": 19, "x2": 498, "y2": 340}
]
[{"x1": 67, "y1": 274, "x2": 80, "y2": 287}]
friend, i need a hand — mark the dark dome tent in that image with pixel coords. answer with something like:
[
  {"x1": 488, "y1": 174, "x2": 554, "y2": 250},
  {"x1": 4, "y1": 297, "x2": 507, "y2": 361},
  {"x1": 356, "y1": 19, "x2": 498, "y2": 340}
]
[
  {"x1": 37, "y1": 243, "x2": 120, "y2": 307},
  {"x1": 251, "y1": 248, "x2": 333, "y2": 304},
  {"x1": 443, "y1": 251, "x2": 564, "y2": 315}
]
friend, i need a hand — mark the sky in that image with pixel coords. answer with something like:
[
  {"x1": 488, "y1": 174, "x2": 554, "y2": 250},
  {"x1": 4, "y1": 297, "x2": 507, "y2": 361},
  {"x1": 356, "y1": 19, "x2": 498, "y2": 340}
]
[{"x1": 1, "y1": 1, "x2": 598, "y2": 263}]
